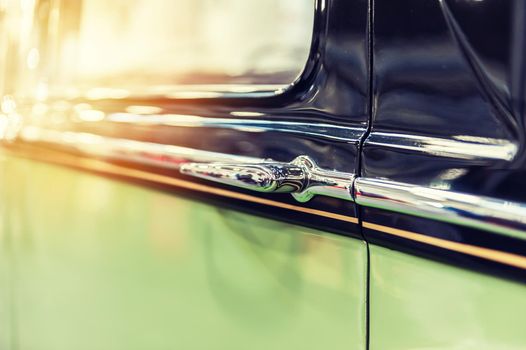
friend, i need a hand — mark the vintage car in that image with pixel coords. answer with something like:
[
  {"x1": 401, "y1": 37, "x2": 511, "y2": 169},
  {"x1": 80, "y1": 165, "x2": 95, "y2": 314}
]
[{"x1": 1, "y1": 0, "x2": 525, "y2": 349}]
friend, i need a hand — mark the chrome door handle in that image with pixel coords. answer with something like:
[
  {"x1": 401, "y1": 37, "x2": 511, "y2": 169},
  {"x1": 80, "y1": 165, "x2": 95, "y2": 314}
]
[{"x1": 180, "y1": 156, "x2": 354, "y2": 203}]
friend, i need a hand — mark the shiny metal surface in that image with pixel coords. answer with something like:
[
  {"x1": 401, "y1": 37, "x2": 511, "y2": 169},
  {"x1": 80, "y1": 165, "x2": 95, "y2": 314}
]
[
  {"x1": 19, "y1": 126, "x2": 261, "y2": 168},
  {"x1": 180, "y1": 156, "x2": 355, "y2": 203},
  {"x1": 355, "y1": 178, "x2": 526, "y2": 241},
  {"x1": 367, "y1": 132, "x2": 518, "y2": 161},
  {"x1": 106, "y1": 113, "x2": 363, "y2": 142},
  {"x1": 78, "y1": 85, "x2": 287, "y2": 100},
  {"x1": 180, "y1": 161, "x2": 307, "y2": 193}
]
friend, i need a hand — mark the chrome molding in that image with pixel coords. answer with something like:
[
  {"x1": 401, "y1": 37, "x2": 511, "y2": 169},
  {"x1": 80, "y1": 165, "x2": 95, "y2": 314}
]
[
  {"x1": 181, "y1": 156, "x2": 355, "y2": 203},
  {"x1": 105, "y1": 113, "x2": 363, "y2": 142},
  {"x1": 355, "y1": 178, "x2": 526, "y2": 241},
  {"x1": 19, "y1": 126, "x2": 261, "y2": 168},
  {"x1": 366, "y1": 132, "x2": 518, "y2": 161},
  {"x1": 59, "y1": 84, "x2": 288, "y2": 100}
]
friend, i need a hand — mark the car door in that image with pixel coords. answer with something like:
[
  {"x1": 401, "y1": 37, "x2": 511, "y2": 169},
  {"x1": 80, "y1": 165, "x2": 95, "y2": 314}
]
[
  {"x1": 0, "y1": 0, "x2": 370, "y2": 349},
  {"x1": 361, "y1": 0, "x2": 526, "y2": 349}
]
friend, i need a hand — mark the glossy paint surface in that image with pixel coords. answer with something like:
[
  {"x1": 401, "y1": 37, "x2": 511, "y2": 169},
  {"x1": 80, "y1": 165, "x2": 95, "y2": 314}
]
[
  {"x1": 369, "y1": 245, "x2": 526, "y2": 350},
  {"x1": 0, "y1": 154, "x2": 367, "y2": 350},
  {"x1": 366, "y1": 0, "x2": 526, "y2": 197},
  {"x1": 8, "y1": 0, "x2": 370, "y2": 237},
  {"x1": 362, "y1": 0, "x2": 526, "y2": 277}
]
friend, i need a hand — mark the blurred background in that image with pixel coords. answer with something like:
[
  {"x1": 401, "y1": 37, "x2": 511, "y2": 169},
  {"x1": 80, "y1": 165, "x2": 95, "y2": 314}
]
[{"x1": 0, "y1": 0, "x2": 313, "y2": 101}]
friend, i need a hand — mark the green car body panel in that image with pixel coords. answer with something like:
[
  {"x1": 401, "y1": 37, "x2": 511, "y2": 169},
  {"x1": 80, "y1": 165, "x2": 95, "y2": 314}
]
[
  {"x1": 0, "y1": 154, "x2": 367, "y2": 350},
  {"x1": 369, "y1": 245, "x2": 526, "y2": 350},
  {"x1": 2, "y1": 152, "x2": 526, "y2": 349}
]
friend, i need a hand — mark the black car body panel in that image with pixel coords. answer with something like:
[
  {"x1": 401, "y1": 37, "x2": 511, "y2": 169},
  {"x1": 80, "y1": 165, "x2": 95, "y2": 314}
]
[{"x1": 362, "y1": 0, "x2": 526, "y2": 280}]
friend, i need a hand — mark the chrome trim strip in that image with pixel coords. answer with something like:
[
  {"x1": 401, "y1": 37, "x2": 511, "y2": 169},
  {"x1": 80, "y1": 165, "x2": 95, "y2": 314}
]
[
  {"x1": 19, "y1": 126, "x2": 261, "y2": 168},
  {"x1": 105, "y1": 113, "x2": 364, "y2": 142},
  {"x1": 366, "y1": 132, "x2": 518, "y2": 161},
  {"x1": 64, "y1": 84, "x2": 288, "y2": 100},
  {"x1": 355, "y1": 178, "x2": 526, "y2": 241}
]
